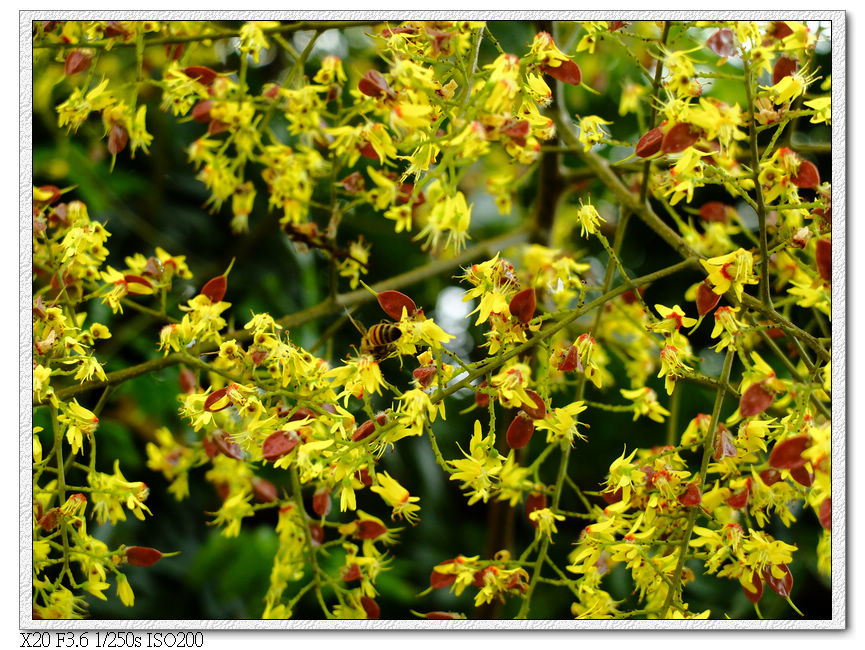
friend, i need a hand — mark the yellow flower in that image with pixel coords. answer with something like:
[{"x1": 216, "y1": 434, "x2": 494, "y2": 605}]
[
  {"x1": 370, "y1": 472, "x2": 420, "y2": 523},
  {"x1": 115, "y1": 573, "x2": 135, "y2": 607}
]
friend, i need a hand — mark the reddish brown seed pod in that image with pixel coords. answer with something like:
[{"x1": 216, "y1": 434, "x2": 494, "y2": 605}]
[
  {"x1": 677, "y1": 482, "x2": 702, "y2": 507},
  {"x1": 200, "y1": 275, "x2": 227, "y2": 302},
  {"x1": 742, "y1": 571, "x2": 764, "y2": 604},
  {"x1": 191, "y1": 99, "x2": 213, "y2": 123},
  {"x1": 661, "y1": 122, "x2": 699, "y2": 154},
  {"x1": 819, "y1": 498, "x2": 831, "y2": 530},
  {"x1": 815, "y1": 238, "x2": 831, "y2": 283},
  {"x1": 211, "y1": 431, "x2": 243, "y2": 460},
  {"x1": 357, "y1": 519, "x2": 388, "y2": 539},
  {"x1": 712, "y1": 425, "x2": 737, "y2": 460},
  {"x1": 520, "y1": 390, "x2": 547, "y2": 420},
  {"x1": 378, "y1": 290, "x2": 417, "y2": 320},
  {"x1": 768, "y1": 436, "x2": 810, "y2": 470},
  {"x1": 540, "y1": 58, "x2": 582, "y2": 86},
  {"x1": 759, "y1": 468, "x2": 782, "y2": 486},
  {"x1": 791, "y1": 160, "x2": 820, "y2": 189},
  {"x1": 288, "y1": 407, "x2": 316, "y2": 422},
  {"x1": 358, "y1": 69, "x2": 393, "y2": 98},
  {"x1": 360, "y1": 596, "x2": 380, "y2": 620},
  {"x1": 696, "y1": 281, "x2": 722, "y2": 316},
  {"x1": 525, "y1": 492, "x2": 547, "y2": 528},
  {"x1": 340, "y1": 171, "x2": 365, "y2": 194},
  {"x1": 413, "y1": 365, "x2": 437, "y2": 388},
  {"x1": 790, "y1": 466, "x2": 813, "y2": 487},
  {"x1": 251, "y1": 477, "x2": 278, "y2": 503},
  {"x1": 64, "y1": 49, "x2": 92, "y2": 76},
  {"x1": 739, "y1": 382, "x2": 774, "y2": 418},
  {"x1": 125, "y1": 546, "x2": 164, "y2": 567},
  {"x1": 309, "y1": 522, "x2": 324, "y2": 547},
  {"x1": 312, "y1": 487, "x2": 332, "y2": 517},
  {"x1": 262, "y1": 430, "x2": 301, "y2": 462},
  {"x1": 204, "y1": 387, "x2": 231, "y2": 412},
  {"x1": 183, "y1": 65, "x2": 219, "y2": 85},
  {"x1": 506, "y1": 414, "x2": 534, "y2": 450},
  {"x1": 430, "y1": 569, "x2": 456, "y2": 590},
  {"x1": 509, "y1": 288, "x2": 536, "y2": 324},
  {"x1": 635, "y1": 126, "x2": 664, "y2": 158},
  {"x1": 699, "y1": 201, "x2": 732, "y2": 223},
  {"x1": 474, "y1": 381, "x2": 490, "y2": 408},
  {"x1": 424, "y1": 611, "x2": 463, "y2": 620},
  {"x1": 107, "y1": 123, "x2": 129, "y2": 155},
  {"x1": 706, "y1": 29, "x2": 735, "y2": 58},
  {"x1": 555, "y1": 345, "x2": 582, "y2": 373},
  {"x1": 761, "y1": 564, "x2": 793, "y2": 599},
  {"x1": 38, "y1": 509, "x2": 60, "y2": 531},
  {"x1": 342, "y1": 564, "x2": 362, "y2": 582},
  {"x1": 726, "y1": 488, "x2": 749, "y2": 509},
  {"x1": 773, "y1": 56, "x2": 798, "y2": 85}
]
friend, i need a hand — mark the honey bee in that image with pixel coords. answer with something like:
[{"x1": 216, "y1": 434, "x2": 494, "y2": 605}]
[
  {"x1": 345, "y1": 310, "x2": 402, "y2": 360},
  {"x1": 362, "y1": 323, "x2": 402, "y2": 359}
]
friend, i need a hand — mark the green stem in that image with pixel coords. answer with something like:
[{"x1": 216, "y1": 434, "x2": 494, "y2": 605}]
[{"x1": 661, "y1": 345, "x2": 735, "y2": 617}]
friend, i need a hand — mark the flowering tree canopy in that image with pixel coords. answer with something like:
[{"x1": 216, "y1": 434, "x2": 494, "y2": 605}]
[{"x1": 31, "y1": 18, "x2": 835, "y2": 622}]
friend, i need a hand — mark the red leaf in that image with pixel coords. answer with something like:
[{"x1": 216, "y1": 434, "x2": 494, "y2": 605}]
[
  {"x1": 107, "y1": 123, "x2": 129, "y2": 155},
  {"x1": 635, "y1": 126, "x2": 664, "y2": 158},
  {"x1": 64, "y1": 50, "x2": 92, "y2": 76},
  {"x1": 125, "y1": 546, "x2": 163, "y2": 567},
  {"x1": 768, "y1": 436, "x2": 810, "y2": 470},
  {"x1": 201, "y1": 275, "x2": 227, "y2": 302},
  {"x1": 678, "y1": 482, "x2": 702, "y2": 506},
  {"x1": 358, "y1": 69, "x2": 393, "y2": 98},
  {"x1": 520, "y1": 390, "x2": 547, "y2": 420},
  {"x1": 430, "y1": 569, "x2": 456, "y2": 590},
  {"x1": 792, "y1": 160, "x2": 820, "y2": 189},
  {"x1": 740, "y1": 383, "x2": 774, "y2": 417},
  {"x1": 262, "y1": 430, "x2": 301, "y2": 462},
  {"x1": 699, "y1": 201, "x2": 732, "y2": 223},
  {"x1": 251, "y1": 477, "x2": 277, "y2": 503},
  {"x1": 696, "y1": 280, "x2": 721, "y2": 316},
  {"x1": 742, "y1": 571, "x2": 764, "y2": 604},
  {"x1": 773, "y1": 56, "x2": 798, "y2": 85},
  {"x1": 312, "y1": 487, "x2": 331, "y2": 517},
  {"x1": 815, "y1": 238, "x2": 831, "y2": 283},
  {"x1": 506, "y1": 414, "x2": 534, "y2": 450},
  {"x1": 540, "y1": 59, "x2": 582, "y2": 86},
  {"x1": 378, "y1": 290, "x2": 417, "y2": 320},
  {"x1": 662, "y1": 122, "x2": 699, "y2": 154},
  {"x1": 819, "y1": 498, "x2": 831, "y2": 530},
  {"x1": 183, "y1": 65, "x2": 218, "y2": 85},
  {"x1": 706, "y1": 29, "x2": 735, "y2": 58},
  {"x1": 509, "y1": 288, "x2": 536, "y2": 324},
  {"x1": 360, "y1": 596, "x2": 380, "y2": 620},
  {"x1": 761, "y1": 564, "x2": 793, "y2": 599},
  {"x1": 525, "y1": 492, "x2": 547, "y2": 528}
]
